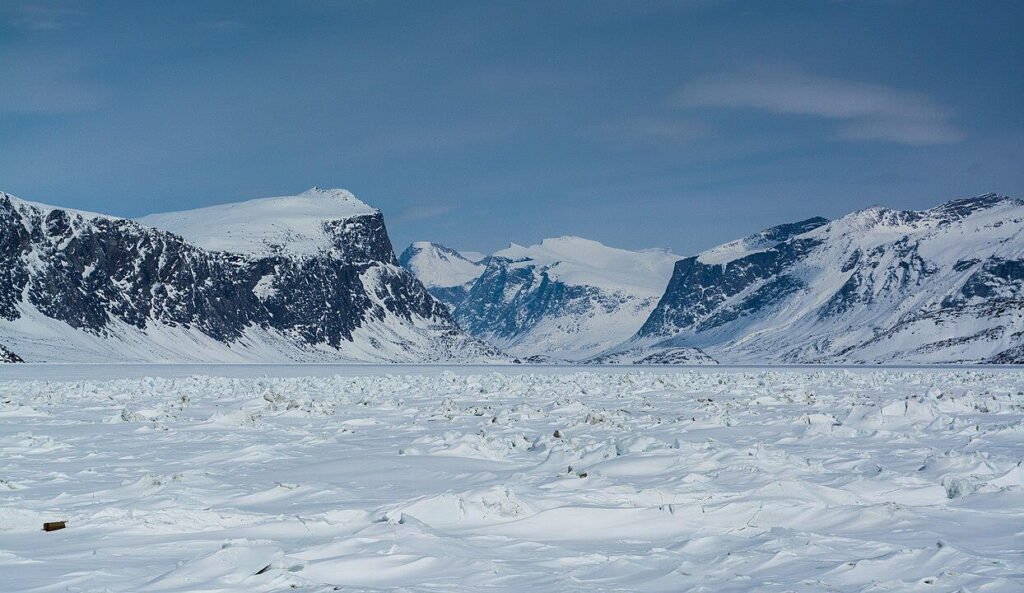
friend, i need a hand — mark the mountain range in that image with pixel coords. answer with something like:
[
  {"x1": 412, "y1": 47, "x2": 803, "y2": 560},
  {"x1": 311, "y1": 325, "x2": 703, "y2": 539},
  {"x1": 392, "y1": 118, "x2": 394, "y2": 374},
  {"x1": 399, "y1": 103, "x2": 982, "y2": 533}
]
[
  {"x1": 2, "y1": 188, "x2": 1020, "y2": 364},
  {"x1": 402, "y1": 194, "x2": 1023, "y2": 365}
]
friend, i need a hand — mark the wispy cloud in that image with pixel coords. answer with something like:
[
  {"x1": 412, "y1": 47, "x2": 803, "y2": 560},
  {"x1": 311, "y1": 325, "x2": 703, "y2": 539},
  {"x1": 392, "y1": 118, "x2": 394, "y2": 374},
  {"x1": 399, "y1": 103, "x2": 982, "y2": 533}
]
[
  {"x1": 675, "y1": 68, "x2": 963, "y2": 145},
  {"x1": 5, "y1": 1, "x2": 82, "y2": 31},
  {"x1": 592, "y1": 117, "x2": 710, "y2": 146},
  {"x1": 396, "y1": 204, "x2": 457, "y2": 222}
]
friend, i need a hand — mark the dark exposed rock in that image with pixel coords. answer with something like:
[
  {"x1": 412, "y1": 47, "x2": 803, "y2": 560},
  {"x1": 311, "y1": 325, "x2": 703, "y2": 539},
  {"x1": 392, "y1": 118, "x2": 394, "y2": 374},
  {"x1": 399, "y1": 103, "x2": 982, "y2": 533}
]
[
  {"x1": 0, "y1": 344, "x2": 22, "y2": 363},
  {"x1": 455, "y1": 259, "x2": 605, "y2": 341},
  {"x1": 636, "y1": 234, "x2": 824, "y2": 338}
]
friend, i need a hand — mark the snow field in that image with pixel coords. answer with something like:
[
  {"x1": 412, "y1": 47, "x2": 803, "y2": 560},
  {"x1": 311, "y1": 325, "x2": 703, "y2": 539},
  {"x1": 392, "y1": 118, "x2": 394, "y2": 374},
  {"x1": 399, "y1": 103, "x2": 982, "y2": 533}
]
[{"x1": 1, "y1": 369, "x2": 1022, "y2": 592}]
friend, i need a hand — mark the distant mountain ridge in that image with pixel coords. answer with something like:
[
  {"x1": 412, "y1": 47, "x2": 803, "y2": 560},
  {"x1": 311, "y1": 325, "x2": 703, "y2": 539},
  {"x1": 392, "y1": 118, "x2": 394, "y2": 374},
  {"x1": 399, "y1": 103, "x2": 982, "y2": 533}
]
[
  {"x1": 398, "y1": 242, "x2": 484, "y2": 310},
  {"x1": 401, "y1": 236, "x2": 688, "y2": 361},
  {"x1": 0, "y1": 188, "x2": 504, "y2": 363},
  {"x1": 403, "y1": 193, "x2": 1022, "y2": 365}
]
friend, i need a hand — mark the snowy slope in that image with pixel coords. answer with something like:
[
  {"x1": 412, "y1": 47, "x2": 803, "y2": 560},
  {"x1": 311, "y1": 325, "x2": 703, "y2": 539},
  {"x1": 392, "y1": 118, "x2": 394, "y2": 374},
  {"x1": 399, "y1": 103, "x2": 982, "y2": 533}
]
[
  {"x1": 0, "y1": 189, "x2": 505, "y2": 363},
  {"x1": 697, "y1": 217, "x2": 829, "y2": 265},
  {"x1": 454, "y1": 236, "x2": 689, "y2": 361},
  {"x1": 400, "y1": 242, "x2": 485, "y2": 287},
  {"x1": 398, "y1": 242, "x2": 484, "y2": 310},
  {"x1": 138, "y1": 187, "x2": 377, "y2": 256},
  {"x1": 621, "y1": 194, "x2": 1024, "y2": 364}
]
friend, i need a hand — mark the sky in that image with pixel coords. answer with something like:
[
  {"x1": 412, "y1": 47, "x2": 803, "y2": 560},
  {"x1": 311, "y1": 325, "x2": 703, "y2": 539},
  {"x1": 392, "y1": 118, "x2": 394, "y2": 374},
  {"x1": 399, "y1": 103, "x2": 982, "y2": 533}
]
[{"x1": 1, "y1": 1, "x2": 1022, "y2": 255}]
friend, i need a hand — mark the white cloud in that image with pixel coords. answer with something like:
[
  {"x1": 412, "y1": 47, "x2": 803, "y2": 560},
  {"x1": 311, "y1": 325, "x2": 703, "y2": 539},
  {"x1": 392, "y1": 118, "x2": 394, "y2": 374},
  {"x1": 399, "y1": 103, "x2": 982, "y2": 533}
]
[{"x1": 675, "y1": 68, "x2": 963, "y2": 145}]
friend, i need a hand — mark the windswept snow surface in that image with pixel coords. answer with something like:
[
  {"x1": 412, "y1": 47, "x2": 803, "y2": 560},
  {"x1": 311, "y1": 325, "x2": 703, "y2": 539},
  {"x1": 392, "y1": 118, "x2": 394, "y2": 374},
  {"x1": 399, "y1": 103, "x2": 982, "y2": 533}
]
[{"x1": 1, "y1": 367, "x2": 1023, "y2": 592}]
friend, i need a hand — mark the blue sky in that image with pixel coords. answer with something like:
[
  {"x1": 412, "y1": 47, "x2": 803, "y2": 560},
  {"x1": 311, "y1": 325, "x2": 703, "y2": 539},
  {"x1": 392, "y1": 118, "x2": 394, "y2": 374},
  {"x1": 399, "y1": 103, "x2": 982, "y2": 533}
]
[{"x1": 1, "y1": 1, "x2": 1021, "y2": 255}]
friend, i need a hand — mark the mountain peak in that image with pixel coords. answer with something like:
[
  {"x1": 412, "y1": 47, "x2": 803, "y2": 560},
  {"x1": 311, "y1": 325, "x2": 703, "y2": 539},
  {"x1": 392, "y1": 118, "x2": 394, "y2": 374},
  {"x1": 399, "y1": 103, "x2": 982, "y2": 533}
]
[
  {"x1": 821, "y1": 193, "x2": 1021, "y2": 237},
  {"x1": 498, "y1": 236, "x2": 633, "y2": 261},
  {"x1": 1, "y1": 190, "x2": 118, "y2": 221},
  {"x1": 540, "y1": 235, "x2": 605, "y2": 248},
  {"x1": 399, "y1": 241, "x2": 484, "y2": 289}
]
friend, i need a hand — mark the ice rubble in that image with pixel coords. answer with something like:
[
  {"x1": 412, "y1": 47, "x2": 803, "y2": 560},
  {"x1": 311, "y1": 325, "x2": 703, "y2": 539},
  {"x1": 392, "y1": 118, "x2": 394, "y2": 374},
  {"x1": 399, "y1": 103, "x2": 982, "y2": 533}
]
[{"x1": 0, "y1": 368, "x2": 1022, "y2": 592}]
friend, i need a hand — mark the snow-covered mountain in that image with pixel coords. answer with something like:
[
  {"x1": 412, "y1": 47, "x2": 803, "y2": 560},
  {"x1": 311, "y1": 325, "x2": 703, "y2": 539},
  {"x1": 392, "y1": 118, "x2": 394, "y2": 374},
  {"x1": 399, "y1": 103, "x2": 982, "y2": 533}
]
[
  {"x1": 0, "y1": 188, "x2": 504, "y2": 363},
  {"x1": 398, "y1": 242, "x2": 484, "y2": 310},
  {"x1": 451, "y1": 236, "x2": 688, "y2": 361},
  {"x1": 8, "y1": 185, "x2": 1018, "y2": 365},
  {"x1": 617, "y1": 194, "x2": 1024, "y2": 364}
]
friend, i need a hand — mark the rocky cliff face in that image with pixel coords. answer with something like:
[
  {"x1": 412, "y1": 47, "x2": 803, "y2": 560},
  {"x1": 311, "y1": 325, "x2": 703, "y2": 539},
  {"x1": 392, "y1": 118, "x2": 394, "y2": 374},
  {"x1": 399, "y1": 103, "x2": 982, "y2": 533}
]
[
  {"x1": 0, "y1": 189, "x2": 504, "y2": 363},
  {"x1": 621, "y1": 194, "x2": 1024, "y2": 364}
]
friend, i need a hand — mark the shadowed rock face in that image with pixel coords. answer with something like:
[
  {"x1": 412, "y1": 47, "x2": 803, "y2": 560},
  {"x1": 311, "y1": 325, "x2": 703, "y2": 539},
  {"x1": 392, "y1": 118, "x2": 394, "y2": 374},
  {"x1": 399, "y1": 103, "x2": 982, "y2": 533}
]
[
  {"x1": 628, "y1": 195, "x2": 1024, "y2": 364},
  {"x1": 637, "y1": 232, "x2": 826, "y2": 338},
  {"x1": 455, "y1": 259, "x2": 597, "y2": 340},
  {"x1": 0, "y1": 193, "x2": 502, "y2": 362}
]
